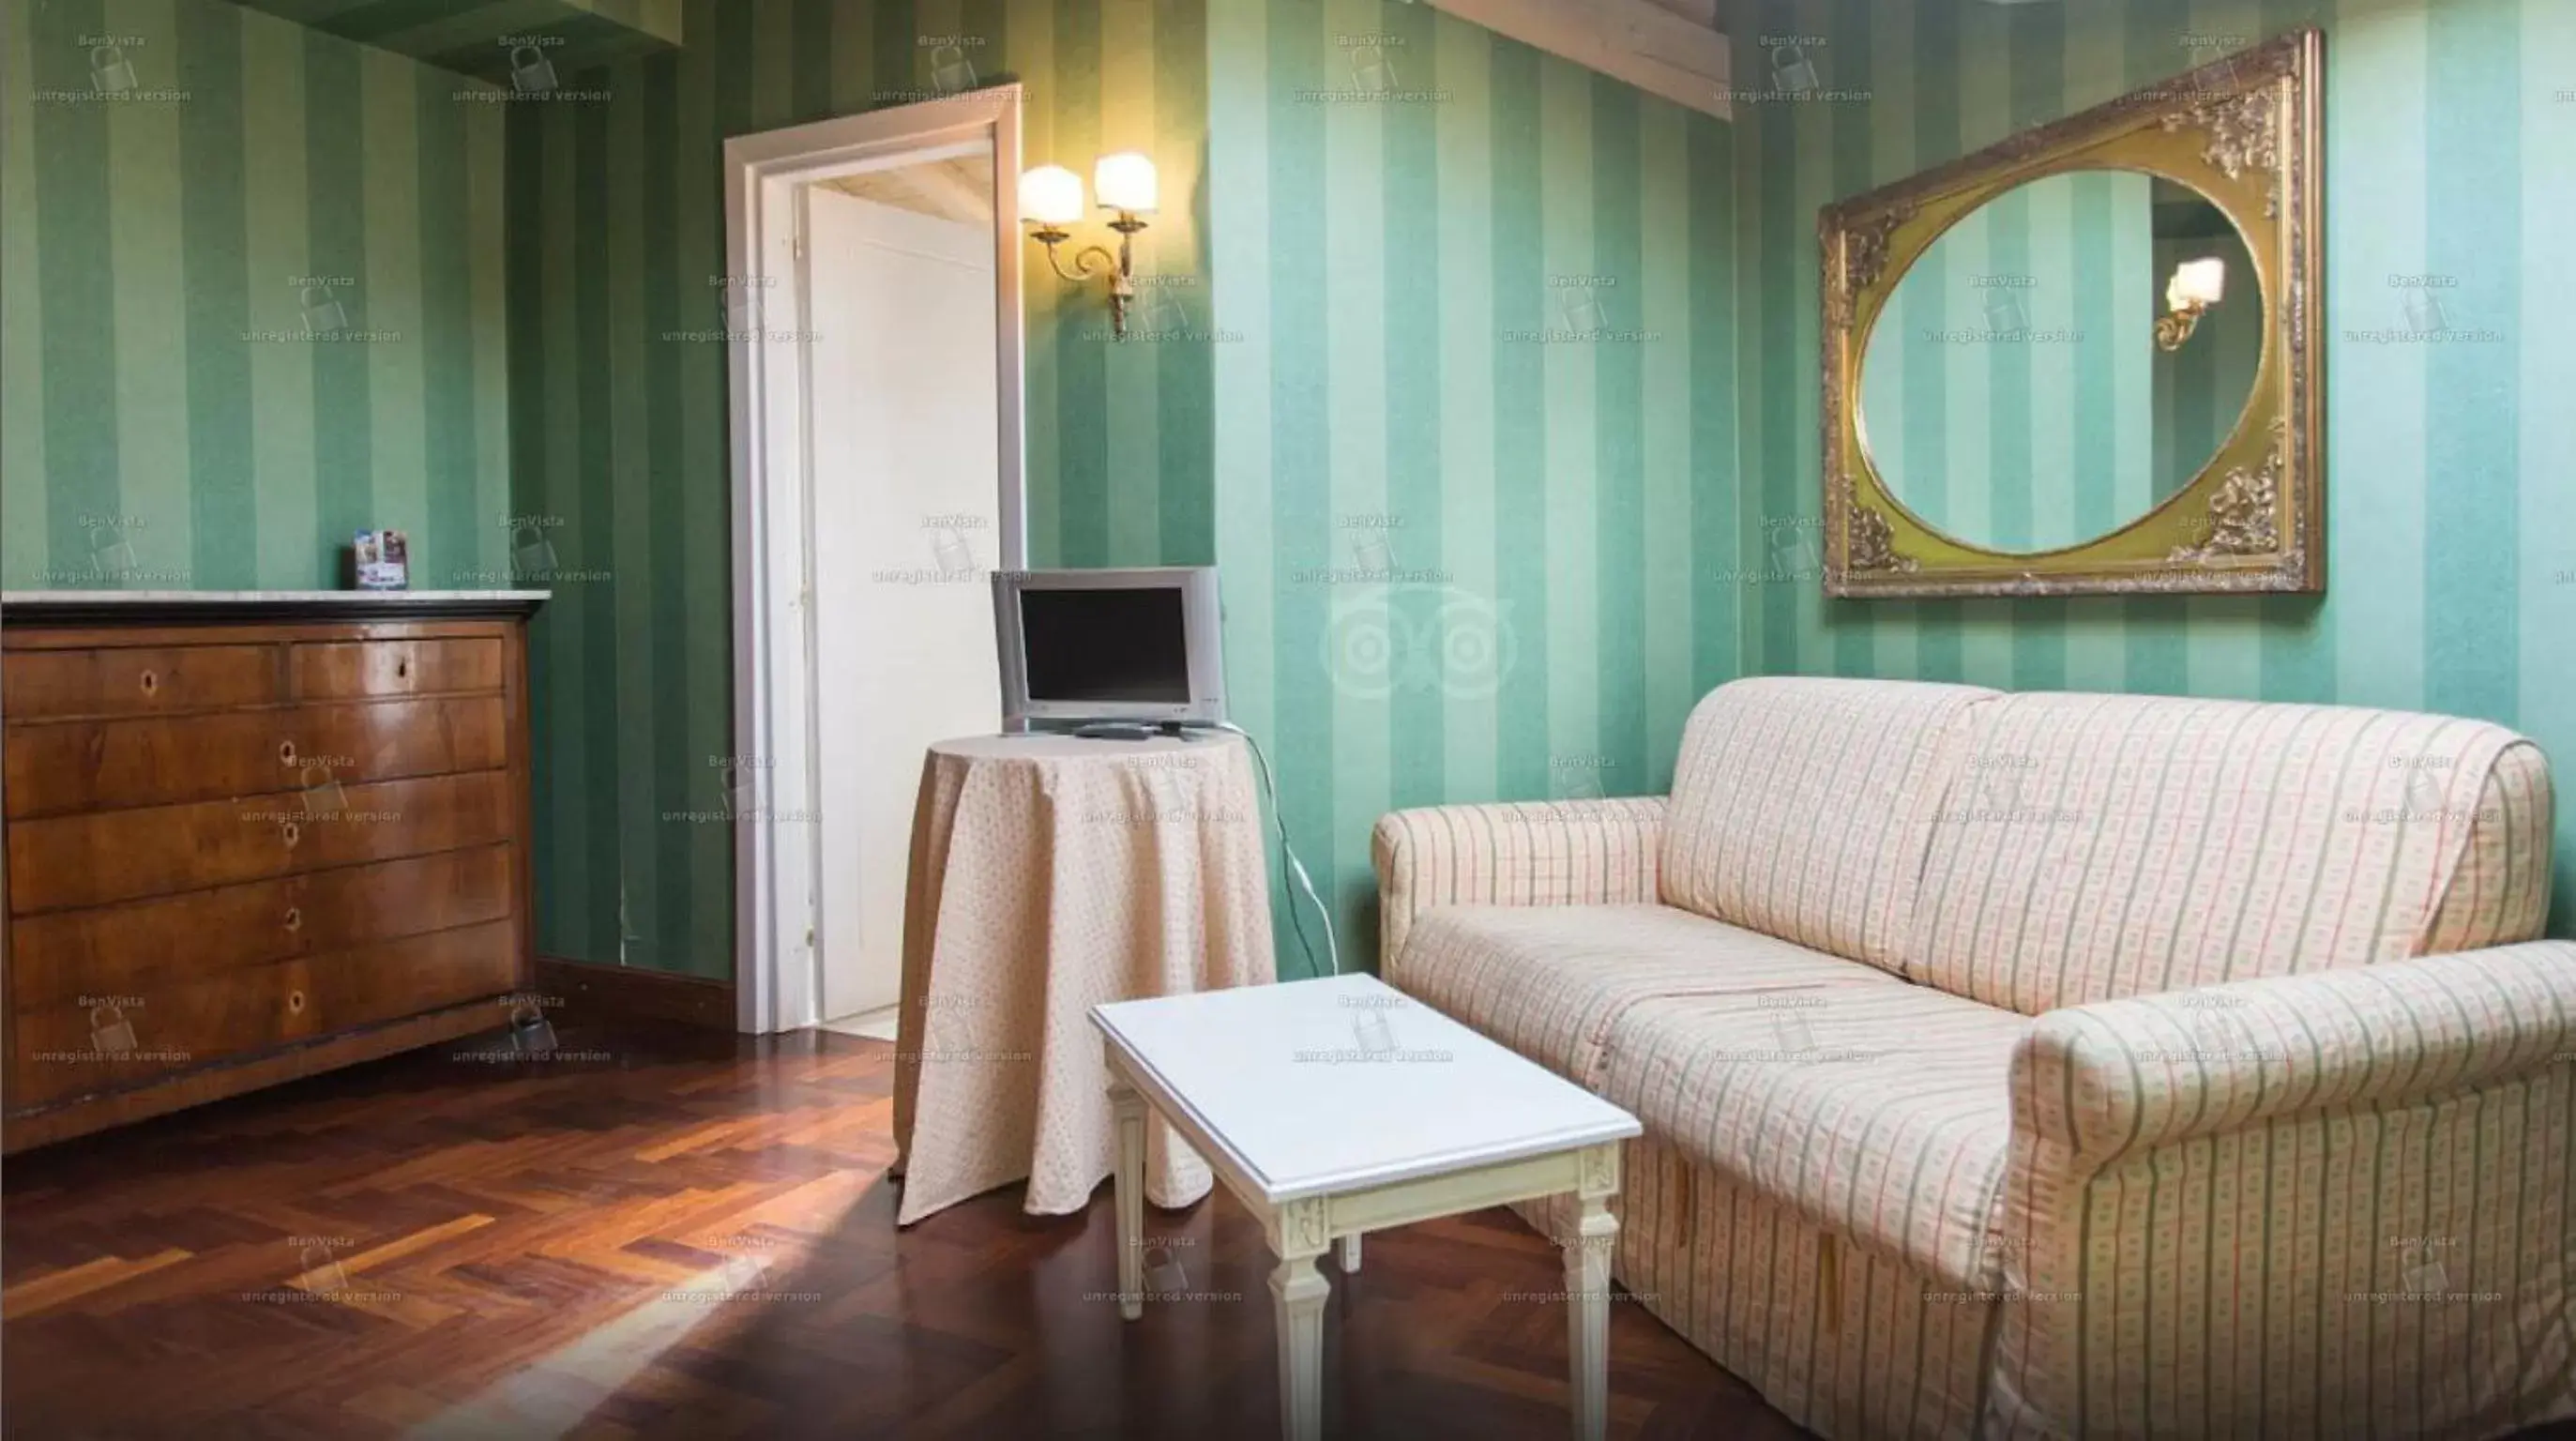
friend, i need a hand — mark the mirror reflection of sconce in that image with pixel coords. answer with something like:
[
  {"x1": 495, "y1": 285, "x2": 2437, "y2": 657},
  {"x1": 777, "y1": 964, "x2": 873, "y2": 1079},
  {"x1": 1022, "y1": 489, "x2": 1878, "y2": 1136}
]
[
  {"x1": 2156, "y1": 257, "x2": 2227, "y2": 351},
  {"x1": 1019, "y1": 152, "x2": 1157, "y2": 339}
]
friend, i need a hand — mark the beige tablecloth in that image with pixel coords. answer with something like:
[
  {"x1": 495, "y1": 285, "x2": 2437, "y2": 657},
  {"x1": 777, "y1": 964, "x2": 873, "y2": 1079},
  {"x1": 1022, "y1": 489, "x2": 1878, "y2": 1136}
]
[{"x1": 891, "y1": 732, "x2": 1276, "y2": 1225}]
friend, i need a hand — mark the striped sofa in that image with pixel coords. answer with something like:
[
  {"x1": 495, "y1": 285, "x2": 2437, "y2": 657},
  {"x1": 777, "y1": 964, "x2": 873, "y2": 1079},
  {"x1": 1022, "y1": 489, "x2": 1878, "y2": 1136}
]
[{"x1": 1372, "y1": 676, "x2": 2576, "y2": 1440}]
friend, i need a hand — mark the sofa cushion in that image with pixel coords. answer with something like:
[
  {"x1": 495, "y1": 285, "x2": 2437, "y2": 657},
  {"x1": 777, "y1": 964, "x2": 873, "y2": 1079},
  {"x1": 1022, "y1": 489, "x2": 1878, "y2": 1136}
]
[
  {"x1": 1662, "y1": 676, "x2": 1995, "y2": 973},
  {"x1": 1599, "y1": 984, "x2": 2027, "y2": 1292},
  {"x1": 1911, "y1": 690, "x2": 2554, "y2": 1013},
  {"x1": 1393, "y1": 903, "x2": 1904, "y2": 1089}
]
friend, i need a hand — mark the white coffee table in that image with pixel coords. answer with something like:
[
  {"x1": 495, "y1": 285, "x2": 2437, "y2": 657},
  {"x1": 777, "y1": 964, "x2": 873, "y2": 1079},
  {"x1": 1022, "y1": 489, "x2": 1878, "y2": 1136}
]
[{"x1": 1091, "y1": 973, "x2": 1643, "y2": 1441}]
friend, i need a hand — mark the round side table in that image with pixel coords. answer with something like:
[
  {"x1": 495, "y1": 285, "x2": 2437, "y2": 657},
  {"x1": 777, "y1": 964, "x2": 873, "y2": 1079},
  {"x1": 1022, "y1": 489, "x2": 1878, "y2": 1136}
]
[{"x1": 889, "y1": 731, "x2": 1278, "y2": 1225}]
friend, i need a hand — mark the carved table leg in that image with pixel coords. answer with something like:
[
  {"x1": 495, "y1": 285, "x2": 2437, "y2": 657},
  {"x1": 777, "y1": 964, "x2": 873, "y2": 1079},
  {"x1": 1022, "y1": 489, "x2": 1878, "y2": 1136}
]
[
  {"x1": 1564, "y1": 1142, "x2": 1623, "y2": 1441},
  {"x1": 1565, "y1": 1191, "x2": 1615, "y2": 1441},
  {"x1": 1268, "y1": 1199, "x2": 1330, "y2": 1441},
  {"x1": 1110, "y1": 1071, "x2": 1146, "y2": 1322}
]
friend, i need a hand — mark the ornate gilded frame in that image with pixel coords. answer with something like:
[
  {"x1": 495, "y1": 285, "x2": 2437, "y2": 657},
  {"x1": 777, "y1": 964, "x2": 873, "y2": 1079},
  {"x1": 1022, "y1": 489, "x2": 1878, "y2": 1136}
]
[{"x1": 1820, "y1": 29, "x2": 2323, "y2": 598}]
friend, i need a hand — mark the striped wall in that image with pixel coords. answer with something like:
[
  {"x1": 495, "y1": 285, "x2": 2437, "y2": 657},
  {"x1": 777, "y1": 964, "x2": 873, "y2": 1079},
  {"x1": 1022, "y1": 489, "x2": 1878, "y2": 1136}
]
[
  {"x1": 1, "y1": 0, "x2": 510, "y2": 591},
  {"x1": 1727, "y1": 0, "x2": 2576, "y2": 938},
  {"x1": 505, "y1": 0, "x2": 1215, "y2": 976},
  {"x1": 1206, "y1": 0, "x2": 1744, "y2": 978},
  {"x1": 23, "y1": 0, "x2": 2553, "y2": 988}
]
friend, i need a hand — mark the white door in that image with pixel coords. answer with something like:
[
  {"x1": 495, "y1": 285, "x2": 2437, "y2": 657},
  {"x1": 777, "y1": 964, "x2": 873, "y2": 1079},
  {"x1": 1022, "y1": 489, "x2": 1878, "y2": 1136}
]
[{"x1": 803, "y1": 179, "x2": 1002, "y2": 1023}]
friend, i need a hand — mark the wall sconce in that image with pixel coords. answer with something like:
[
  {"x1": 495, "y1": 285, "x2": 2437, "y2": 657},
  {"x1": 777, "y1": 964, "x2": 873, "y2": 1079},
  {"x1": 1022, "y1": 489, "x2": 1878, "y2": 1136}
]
[
  {"x1": 2156, "y1": 256, "x2": 2227, "y2": 351},
  {"x1": 1019, "y1": 152, "x2": 1157, "y2": 339}
]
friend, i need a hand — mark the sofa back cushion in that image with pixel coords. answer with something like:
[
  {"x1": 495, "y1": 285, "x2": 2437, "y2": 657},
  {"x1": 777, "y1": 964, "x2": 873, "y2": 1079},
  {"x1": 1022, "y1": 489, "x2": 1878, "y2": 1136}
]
[
  {"x1": 1662, "y1": 676, "x2": 1996, "y2": 971},
  {"x1": 1909, "y1": 690, "x2": 2555, "y2": 1013}
]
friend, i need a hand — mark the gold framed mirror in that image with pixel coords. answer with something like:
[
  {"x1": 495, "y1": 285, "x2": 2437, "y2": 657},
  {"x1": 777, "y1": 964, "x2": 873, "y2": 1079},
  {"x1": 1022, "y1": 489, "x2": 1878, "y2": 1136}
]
[{"x1": 1821, "y1": 30, "x2": 2322, "y2": 598}]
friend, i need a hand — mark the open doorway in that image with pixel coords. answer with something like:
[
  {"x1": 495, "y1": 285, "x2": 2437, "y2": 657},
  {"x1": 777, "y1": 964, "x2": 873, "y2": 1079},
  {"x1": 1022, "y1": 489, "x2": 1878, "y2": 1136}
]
[
  {"x1": 808, "y1": 145, "x2": 1005, "y2": 1037},
  {"x1": 724, "y1": 90, "x2": 1026, "y2": 1036}
]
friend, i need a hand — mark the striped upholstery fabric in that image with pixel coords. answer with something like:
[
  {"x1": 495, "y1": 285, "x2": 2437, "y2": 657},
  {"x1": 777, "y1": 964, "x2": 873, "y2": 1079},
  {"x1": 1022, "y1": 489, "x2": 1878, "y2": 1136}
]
[
  {"x1": 1375, "y1": 679, "x2": 2576, "y2": 1440},
  {"x1": 1371, "y1": 797, "x2": 1666, "y2": 976},
  {"x1": 1663, "y1": 676, "x2": 1995, "y2": 972},
  {"x1": 2007, "y1": 941, "x2": 2576, "y2": 1168},
  {"x1": 1993, "y1": 941, "x2": 2576, "y2": 1437},
  {"x1": 1911, "y1": 691, "x2": 2553, "y2": 1013},
  {"x1": 1397, "y1": 904, "x2": 1905, "y2": 1087},
  {"x1": 2427, "y1": 739, "x2": 2559, "y2": 952},
  {"x1": 1599, "y1": 986, "x2": 2025, "y2": 1291}
]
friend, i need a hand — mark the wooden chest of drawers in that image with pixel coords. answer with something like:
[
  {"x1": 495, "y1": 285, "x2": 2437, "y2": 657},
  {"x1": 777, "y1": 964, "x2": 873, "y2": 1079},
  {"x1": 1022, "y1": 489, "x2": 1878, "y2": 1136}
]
[{"x1": 0, "y1": 593, "x2": 543, "y2": 1150}]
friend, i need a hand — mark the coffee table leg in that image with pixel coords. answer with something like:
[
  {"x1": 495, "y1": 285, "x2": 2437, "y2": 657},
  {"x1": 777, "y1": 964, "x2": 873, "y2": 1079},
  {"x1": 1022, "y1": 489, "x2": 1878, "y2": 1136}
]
[
  {"x1": 1565, "y1": 1199, "x2": 1615, "y2": 1440},
  {"x1": 1338, "y1": 1234, "x2": 1361, "y2": 1273},
  {"x1": 1269, "y1": 1200, "x2": 1329, "y2": 1441},
  {"x1": 1110, "y1": 1076, "x2": 1146, "y2": 1322},
  {"x1": 1270, "y1": 1253, "x2": 1326, "y2": 1440},
  {"x1": 1567, "y1": 1145, "x2": 1620, "y2": 1441}
]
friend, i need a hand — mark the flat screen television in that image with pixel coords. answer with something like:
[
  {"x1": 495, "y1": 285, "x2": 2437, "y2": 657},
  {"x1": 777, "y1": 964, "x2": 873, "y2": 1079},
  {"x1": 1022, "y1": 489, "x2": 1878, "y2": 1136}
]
[{"x1": 993, "y1": 567, "x2": 1226, "y2": 730}]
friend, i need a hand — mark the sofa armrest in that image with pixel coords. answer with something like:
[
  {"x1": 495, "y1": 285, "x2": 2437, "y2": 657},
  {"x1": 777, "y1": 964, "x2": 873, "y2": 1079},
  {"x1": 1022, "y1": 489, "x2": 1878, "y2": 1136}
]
[
  {"x1": 1371, "y1": 797, "x2": 1667, "y2": 976},
  {"x1": 1991, "y1": 941, "x2": 2576, "y2": 1436},
  {"x1": 2011, "y1": 939, "x2": 2576, "y2": 1170}
]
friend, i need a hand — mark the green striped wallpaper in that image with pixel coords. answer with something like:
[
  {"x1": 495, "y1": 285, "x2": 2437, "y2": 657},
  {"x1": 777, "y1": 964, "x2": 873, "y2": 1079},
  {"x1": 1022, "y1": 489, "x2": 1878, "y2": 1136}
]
[
  {"x1": 1727, "y1": 0, "x2": 2576, "y2": 938},
  {"x1": 2, "y1": 0, "x2": 511, "y2": 592},
  {"x1": 1205, "y1": 0, "x2": 1744, "y2": 978},
  {"x1": 505, "y1": 0, "x2": 1216, "y2": 976},
  {"x1": 24, "y1": 0, "x2": 2553, "y2": 986}
]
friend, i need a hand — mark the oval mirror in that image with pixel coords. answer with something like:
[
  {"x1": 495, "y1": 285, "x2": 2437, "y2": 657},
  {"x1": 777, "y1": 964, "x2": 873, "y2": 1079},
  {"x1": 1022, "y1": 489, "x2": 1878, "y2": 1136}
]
[{"x1": 1856, "y1": 171, "x2": 2265, "y2": 555}]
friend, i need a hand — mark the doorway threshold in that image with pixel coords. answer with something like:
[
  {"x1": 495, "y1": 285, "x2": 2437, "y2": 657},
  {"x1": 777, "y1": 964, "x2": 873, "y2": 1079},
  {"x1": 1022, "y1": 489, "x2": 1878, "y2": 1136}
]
[{"x1": 816, "y1": 1005, "x2": 900, "y2": 1041}]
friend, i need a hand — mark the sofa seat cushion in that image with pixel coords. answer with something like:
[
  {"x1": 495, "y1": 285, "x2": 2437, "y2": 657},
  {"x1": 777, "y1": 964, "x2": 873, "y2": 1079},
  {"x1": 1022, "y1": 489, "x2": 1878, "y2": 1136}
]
[
  {"x1": 1393, "y1": 903, "x2": 1905, "y2": 1089},
  {"x1": 1599, "y1": 983, "x2": 2028, "y2": 1292}
]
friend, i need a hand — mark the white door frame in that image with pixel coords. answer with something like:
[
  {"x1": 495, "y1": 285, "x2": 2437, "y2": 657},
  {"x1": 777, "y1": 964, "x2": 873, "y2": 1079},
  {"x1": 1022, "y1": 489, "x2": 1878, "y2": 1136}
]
[{"x1": 723, "y1": 87, "x2": 1027, "y2": 1035}]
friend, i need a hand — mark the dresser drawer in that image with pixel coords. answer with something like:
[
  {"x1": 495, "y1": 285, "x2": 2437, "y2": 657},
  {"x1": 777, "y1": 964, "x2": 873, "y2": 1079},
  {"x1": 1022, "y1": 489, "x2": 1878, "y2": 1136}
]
[
  {"x1": 8, "y1": 844, "x2": 515, "y2": 1009},
  {"x1": 4, "y1": 695, "x2": 509, "y2": 819},
  {"x1": 7, "y1": 770, "x2": 515, "y2": 916},
  {"x1": 8, "y1": 918, "x2": 522, "y2": 1108},
  {"x1": 290, "y1": 638, "x2": 504, "y2": 699},
  {"x1": 2, "y1": 644, "x2": 280, "y2": 720}
]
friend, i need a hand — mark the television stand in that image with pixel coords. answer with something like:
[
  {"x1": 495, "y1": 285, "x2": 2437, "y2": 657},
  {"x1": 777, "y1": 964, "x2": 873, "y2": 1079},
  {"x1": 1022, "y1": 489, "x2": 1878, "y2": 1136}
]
[{"x1": 1069, "y1": 720, "x2": 1198, "y2": 741}]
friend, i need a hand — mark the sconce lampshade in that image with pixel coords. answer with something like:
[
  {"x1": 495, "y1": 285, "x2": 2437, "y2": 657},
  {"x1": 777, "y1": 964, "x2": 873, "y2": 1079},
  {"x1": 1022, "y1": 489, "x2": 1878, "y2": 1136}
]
[
  {"x1": 2167, "y1": 256, "x2": 2227, "y2": 311},
  {"x1": 1019, "y1": 164, "x2": 1085, "y2": 226},
  {"x1": 1093, "y1": 152, "x2": 1159, "y2": 215}
]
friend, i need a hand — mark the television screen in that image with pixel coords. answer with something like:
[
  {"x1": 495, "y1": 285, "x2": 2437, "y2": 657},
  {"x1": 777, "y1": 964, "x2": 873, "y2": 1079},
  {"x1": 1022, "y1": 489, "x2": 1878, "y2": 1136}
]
[{"x1": 1019, "y1": 586, "x2": 1192, "y2": 705}]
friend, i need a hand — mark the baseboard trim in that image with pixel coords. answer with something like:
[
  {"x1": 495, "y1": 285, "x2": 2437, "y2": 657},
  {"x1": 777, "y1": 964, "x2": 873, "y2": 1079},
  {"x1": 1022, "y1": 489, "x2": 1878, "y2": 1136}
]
[{"x1": 534, "y1": 956, "x2": 735, "y2": 1030}]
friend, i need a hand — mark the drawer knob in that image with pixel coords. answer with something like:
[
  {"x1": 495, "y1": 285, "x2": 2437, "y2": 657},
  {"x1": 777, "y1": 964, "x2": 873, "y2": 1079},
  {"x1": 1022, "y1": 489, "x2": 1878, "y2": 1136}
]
[
  {"x1": 286, "y1": 990, "x2": 307, "y2": 1015},
  {"x1": 280, "y1": 821, "x2": 301, "y2": 849},
  {"x1": 139, "y1": 669, "x2": 159, "y2": 695},
  {"x1": 278, "y1": 740, "x2": 298, "y2": 766},
  {"x1": 283, "y1": 906, "x2": 303, "y2": 932},
  {"x1": 396, "y1": 658, "x2": 411, "y2": 680}
]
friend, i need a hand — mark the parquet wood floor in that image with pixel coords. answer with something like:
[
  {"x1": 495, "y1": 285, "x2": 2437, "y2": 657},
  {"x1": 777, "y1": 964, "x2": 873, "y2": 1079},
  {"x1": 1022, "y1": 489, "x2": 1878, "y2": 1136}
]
[
  {"x1": 0, "y1": 1022, "x2": 1791, "y2": 1439},
  {"x1": 8, "y1": 1022, "x2": 2571, "y2": 1440}
]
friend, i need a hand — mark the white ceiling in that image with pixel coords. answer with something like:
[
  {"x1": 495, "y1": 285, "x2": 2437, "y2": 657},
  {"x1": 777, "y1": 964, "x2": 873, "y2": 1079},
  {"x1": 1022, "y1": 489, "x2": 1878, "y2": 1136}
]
[
  {"x1": 1417, "y1": 0, "x2": 1735, "y2": 119},
  {"x1": 817, "y1": 157, "x2": 994, "y2": 228}
]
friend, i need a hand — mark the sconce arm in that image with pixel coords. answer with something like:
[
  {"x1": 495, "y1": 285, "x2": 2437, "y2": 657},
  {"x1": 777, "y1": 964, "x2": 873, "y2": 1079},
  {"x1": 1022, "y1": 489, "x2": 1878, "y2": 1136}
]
[
  {"x1": 1039, "y1": 240, "x2": 1124, "y2": 287},
  {"x1": 1025, "y1": 217, "x2": 1147, "y2": 339},
  {"x1": 2154, "y1": 304, "x2": 2205, "y2": 352}
]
